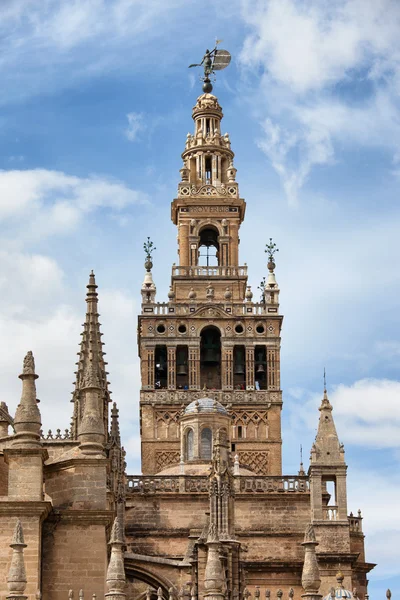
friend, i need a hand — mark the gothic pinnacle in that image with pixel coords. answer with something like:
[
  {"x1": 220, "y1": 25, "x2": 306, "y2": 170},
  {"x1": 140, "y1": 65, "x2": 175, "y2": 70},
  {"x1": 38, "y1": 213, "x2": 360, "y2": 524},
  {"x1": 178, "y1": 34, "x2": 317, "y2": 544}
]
[
  {"x1": 13, "y1": 351, "x2": 42, "y2": 448},
  {"x1": 301, "y1": 524, "x2": 322, "y2": 599},
  {"x1": 105, "y1": 517, "x2": 126, "y2": 600},
  {"x1": 74, "y1": 271, "x2": 110, "y2": 452},
  {"x1": 7, "y1": 519, "x2": 28, "y2": 600}
]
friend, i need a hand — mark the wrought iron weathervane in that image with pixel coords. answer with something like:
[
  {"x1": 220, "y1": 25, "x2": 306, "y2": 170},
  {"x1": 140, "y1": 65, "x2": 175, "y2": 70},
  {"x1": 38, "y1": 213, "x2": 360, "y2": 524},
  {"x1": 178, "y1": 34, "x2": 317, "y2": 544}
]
[{"x1": 189, "y1": 40, "x2": 231, "y2": 93}]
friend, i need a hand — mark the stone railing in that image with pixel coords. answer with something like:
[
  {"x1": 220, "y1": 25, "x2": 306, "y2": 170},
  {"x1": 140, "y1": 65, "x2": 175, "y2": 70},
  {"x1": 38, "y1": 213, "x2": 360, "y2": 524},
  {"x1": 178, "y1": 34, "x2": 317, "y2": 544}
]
[
  {"x1": 324, "y1": 505, "x2": 338, "y2": 521},
  {"x1": 172, "y1": 265, "x2": 248, "y2": 278},
  {"x1": 239, "y1": 476, "x2": 309, "y2": 493},
  {"x1": 126, "y1": 475, "x2": 309, "y2": 495},
  {"x1": 348, "y1": 513, "x2": 363, "y2": 532},
  {"x1": 141, "y1": 301, "x2": 279, "y2": 316},
  {"x1": 40, "y1": 428, "x2": 71, "y2": 441},
  {"x1": 140, "y1": 389, "x2": 281, "y2": 406}
]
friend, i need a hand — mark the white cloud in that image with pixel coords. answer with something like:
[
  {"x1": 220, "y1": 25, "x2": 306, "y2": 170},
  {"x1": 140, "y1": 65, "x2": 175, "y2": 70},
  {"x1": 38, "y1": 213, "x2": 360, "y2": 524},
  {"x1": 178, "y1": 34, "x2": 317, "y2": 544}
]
[
  {"x1": 125, "y1": 112, "x2": 145, "y2": 142},
  {"x1": 290, "y1": 378, "x2": 400, "y2": 449},
  {"x1": 239, "y1": 0, "x2": 400, "y2": 204},
  {"x1": 0, "y1": 169, "x2": 148, "y2": 242}
]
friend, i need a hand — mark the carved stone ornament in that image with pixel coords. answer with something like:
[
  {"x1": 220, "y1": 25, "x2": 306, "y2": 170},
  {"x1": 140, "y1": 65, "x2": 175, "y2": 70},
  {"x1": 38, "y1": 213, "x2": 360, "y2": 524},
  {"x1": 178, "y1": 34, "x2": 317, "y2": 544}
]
[{"x1": 22, "y1": 351, "x2": 35, "y2": 375}]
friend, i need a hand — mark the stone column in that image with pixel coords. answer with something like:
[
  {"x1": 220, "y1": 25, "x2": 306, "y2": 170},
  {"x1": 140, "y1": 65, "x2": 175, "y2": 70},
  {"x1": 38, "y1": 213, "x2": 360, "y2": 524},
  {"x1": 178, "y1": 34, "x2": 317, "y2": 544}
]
[
  {"x1": 189, "y1": 347, "x2": 200, "y2": 390},
  {"x1": 222, "y1": 347, "x2": 233, "y2": 390},
  {"x1": 179, "y1": 222, "x2": 190, "y2": 266},
  {"x1": 168, "y1": 347, "x2": 176, "y2": 390},
  {"x1": 245, "y1": 347, "x2": 255, "y2": 391}
]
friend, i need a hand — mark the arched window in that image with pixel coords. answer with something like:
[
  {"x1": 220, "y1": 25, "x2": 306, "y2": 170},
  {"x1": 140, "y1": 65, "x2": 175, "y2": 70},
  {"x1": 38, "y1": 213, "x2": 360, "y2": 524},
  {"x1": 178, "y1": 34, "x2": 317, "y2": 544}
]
[
  {"x1": 200, "y1": 326, "x2": 221, "y2": 389},
  {"x1": 198, "y1": 226, "x2": 219, "y2": 267},
  {"x1": 200, "y1": 428, "x2": 212, "y2": 460},
  {"x1": 186, "y1": 429, "x2": 194, "y2": 461}
]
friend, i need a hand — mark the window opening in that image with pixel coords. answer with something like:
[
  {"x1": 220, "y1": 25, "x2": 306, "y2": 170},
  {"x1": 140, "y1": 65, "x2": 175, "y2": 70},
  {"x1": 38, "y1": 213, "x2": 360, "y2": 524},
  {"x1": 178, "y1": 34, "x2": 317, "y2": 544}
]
[
  {"x1": 155, "y1": 345, "x2": 168, "y2": 389},
  {"x1": 186, "y1": 429, "x2": 194, "y2": 460},
  {"x1": 255, "y1": 345, "x2": 267, "y2": 390},
  {"x1": 198, "y1": 227, "x2": 219, "y2": 267},
  {"x1": 205, "y1": 156, "x2": 212, "y2": 184},
  {"x1": 233, "y1": 345, "x2": 246, "y2": 389},
  {"x1": 237, "y1": 425, "x2": 243, "y2": 439},
  {"x1": 200, "y1": 428, "x2": 212, "y2": 460},
  {"x1": 200, "y1": 326, "x2": 221, "y2": 389},
  {"x1": 176, "y1": 345, "x2": 189, "y2": 389}
]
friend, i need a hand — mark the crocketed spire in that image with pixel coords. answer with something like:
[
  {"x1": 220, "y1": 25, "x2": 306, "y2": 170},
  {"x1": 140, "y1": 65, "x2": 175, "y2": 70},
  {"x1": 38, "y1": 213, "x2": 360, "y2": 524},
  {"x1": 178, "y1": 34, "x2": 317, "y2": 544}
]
[
  {"x1": 13, "y1": 351, "x2": 42, "y2": 448},
  {"x1": 72, "y1": 271, "x2": 111, "y2": 451},
  {"x1": 310, "y1": 386, "x2": 345, "y2": 466}
]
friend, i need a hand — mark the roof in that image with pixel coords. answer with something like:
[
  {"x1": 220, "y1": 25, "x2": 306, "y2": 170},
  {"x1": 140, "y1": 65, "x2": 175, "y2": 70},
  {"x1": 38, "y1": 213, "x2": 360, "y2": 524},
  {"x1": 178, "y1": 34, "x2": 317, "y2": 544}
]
[{"x1": 184, "y1": 398, "x2": 228, "y2": 415}]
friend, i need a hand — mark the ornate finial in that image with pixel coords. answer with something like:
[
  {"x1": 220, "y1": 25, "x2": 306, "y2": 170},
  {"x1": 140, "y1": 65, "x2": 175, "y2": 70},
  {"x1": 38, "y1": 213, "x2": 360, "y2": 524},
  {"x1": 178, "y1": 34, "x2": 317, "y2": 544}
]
[
  {"x1": 110, "y1": 402, "x2": 121, "y2": 443},
  {"x1": 7, "y1": 520, "x2": 27, "y2": 600},
  {"x1": 69, "y1": 591, "x2": 74, "y2": 600},
  {"x1": 277, "y1": 591, "x2": 283, "y2": 600},
  {"x1": 255, "y1": 588, "x2": 260, "y2": 599},
  {"x1": 301, "y1": 524, "x2": 321, "y2": 594},
  {"x1": 157, "y1": 588, "x2": 163, "y2": 600},
  {"x1": 323, "y1": 367, "x2": 327, "y2": 392},
  {"x1": 79, "y1": 591, "x2": 84, "y2": 600},
  {"x1": 22, "y1": 351, "x2": 35, "y2": 375},
  {"x1": 336, "y1": 571, "x2": 344, "y2": 588},
  {"x1": 299, "y1": 444, "x2": 305, "y2": 476},
  {"x1": 288, "y1": 590, "x2": 294, "y2": 599},
  {"x1": 188, "y1": 42, "x2": 231, "y2": 93},
  {"x1": 144, "y1": 237, "x2": 156, "y2": 271},
  {"x1": 386, "y1": 590, "x2": 391, "y2": 600},
  {"x1": 265, "y1": 238, "x2": 279, "y2": 271},
  {"x1": 106, "y1": 517, "x2": 126, "y2": 598},
  {"x1": 265, "y1": 591, "x2": 270, "y2": 600}
]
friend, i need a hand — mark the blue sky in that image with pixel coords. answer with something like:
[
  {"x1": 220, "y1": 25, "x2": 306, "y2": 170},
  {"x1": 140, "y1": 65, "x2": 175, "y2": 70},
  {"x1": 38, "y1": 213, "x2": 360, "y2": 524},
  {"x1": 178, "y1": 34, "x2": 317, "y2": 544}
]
[{"x1": 0, "y1": 0, "x2": 399, "y2": 596}]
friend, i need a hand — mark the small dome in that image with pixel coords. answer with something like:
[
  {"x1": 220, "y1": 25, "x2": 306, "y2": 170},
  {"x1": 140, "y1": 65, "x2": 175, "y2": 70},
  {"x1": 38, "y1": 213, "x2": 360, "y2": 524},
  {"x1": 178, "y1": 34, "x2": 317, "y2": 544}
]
[
  {"x1": 184, "y1": 398, "x2": 228, "y2": 415},
  {"x1": 323, "y1": 573, "x2": 353, "y2": 600}
]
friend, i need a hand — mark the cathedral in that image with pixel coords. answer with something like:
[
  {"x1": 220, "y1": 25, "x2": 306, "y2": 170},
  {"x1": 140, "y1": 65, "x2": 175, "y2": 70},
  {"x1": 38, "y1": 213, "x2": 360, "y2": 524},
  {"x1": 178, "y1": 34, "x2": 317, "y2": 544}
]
[{"x1": 0, "y1": 85, "x2": 374, "y2": 600}]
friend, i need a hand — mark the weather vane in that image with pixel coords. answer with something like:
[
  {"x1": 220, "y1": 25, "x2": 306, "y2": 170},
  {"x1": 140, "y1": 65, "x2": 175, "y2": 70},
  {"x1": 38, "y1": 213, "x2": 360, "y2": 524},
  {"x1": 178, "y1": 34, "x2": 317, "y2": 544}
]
[{"x1": 189, "y1": 40, "x2": 231, "y2": 93}]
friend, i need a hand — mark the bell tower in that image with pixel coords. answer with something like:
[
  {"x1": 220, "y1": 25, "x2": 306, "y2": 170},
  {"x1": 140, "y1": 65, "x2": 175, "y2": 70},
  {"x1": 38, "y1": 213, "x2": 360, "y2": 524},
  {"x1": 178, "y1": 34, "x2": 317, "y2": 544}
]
[{"x1": 138, "y1": 91, "x2": 283, "y2": 477}]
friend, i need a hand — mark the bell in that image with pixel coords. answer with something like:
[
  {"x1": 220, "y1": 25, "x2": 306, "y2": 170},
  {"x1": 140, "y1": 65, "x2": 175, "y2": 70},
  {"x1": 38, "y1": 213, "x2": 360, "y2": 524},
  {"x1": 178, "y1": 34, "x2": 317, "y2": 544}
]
[
  {"x1": 234, "y1": 364, "x2": 245, "y2": 375},
  {"x1": 256, "y1": 364, "x2": 265, "y2": 374},
  {"x1": 156, "y1": 362, "x2": 166, "y2": 373},
  {"x1": 203, "y1": 349, "x2": 220, "y2": 363},
  {"x1": 177, "y1": 364, "x2": 188, "y2": 376}
]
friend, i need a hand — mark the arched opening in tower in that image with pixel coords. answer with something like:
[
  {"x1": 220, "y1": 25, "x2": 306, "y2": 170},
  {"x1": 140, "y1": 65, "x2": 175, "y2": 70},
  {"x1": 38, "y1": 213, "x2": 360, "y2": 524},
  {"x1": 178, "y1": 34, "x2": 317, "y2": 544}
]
[
  {"x1": 198, "y1": 226, "x2": 220, "y2": 267},
  {"x1": 200, "y1": 325, "x2": 221, "y2": 389}
]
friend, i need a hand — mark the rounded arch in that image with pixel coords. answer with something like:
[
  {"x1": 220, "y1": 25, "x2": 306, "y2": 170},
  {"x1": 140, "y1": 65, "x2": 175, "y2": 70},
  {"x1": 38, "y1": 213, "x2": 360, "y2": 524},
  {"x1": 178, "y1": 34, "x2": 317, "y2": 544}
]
[
  {"x1": 198, "y1": 225, "x2": 220, "y2": 266},
  {"x1": 185, "y1": 427, "x2": 194, "y2": 460}
]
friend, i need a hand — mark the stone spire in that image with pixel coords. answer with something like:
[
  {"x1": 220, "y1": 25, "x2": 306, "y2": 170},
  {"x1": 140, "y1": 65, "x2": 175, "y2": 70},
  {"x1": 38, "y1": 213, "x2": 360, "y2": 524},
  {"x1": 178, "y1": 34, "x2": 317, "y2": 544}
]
[
  {"x1": 6, "y1": 519, "x2": 27, "y2": 600},
  {"x1": 13, "y1": 351, "x2": 42, "y2": 448},
  {"x1": 0, "y1": 401, "x2": 13, "y2": 438},
  {"x1": 301, "y1": 524, "x2": 322, "y2": 600},
  {"x1": 265, "y1": 238, "x2": 280, "y2": 306},
  {"x1": 74, "y1": 271, "x2": 110, "y2": 453},
  {"x1": 105, "y1": 517, "x2": 126, "y2": 600},
  {"x1": 107, "y1": 402, "x2": 126, "y2": 523},
  {"x1": 204, "y1": 524, "x2": 225, "y2": 600},
  {"x1": 310, "y1": 386, "x2": 345, "y2": 466}
]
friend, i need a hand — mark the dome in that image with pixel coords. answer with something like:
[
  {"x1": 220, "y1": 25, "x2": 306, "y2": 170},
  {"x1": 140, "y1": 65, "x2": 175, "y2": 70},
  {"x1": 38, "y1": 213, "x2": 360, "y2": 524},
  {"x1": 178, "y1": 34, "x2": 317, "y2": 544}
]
[
  {"x1": 323, "y1": 573, "x2": 353, "y2": 600},
  {"x1": 184, "y1": 398, "x2": 228, "y2": 415}
]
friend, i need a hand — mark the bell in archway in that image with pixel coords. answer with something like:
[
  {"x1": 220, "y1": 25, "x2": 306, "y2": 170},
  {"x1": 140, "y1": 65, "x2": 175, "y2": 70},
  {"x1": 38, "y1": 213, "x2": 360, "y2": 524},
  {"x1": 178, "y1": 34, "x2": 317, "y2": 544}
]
[
  {"x1": 177, "y1": 364, "x2": 188, "y2": 376},
  {"x1": 234, "y1": 363, "x2": 245, "y2": 375},
  {"x1": 256, "y1": 363, "x2": 265, "y2": 374}
]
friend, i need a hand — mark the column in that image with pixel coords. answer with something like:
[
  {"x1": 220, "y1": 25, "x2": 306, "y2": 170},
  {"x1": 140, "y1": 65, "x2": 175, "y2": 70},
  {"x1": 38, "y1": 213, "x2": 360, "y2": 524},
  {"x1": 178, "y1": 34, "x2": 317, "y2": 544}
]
[
  {"x1": 189, "y1": 346, "x2": 200, "y2": 390},
  {"x1": 145, "y1": 349, "x2": 155, "y2": 389},
  {"x1": 246, "y1": 347, "x2": 255, "y2": 391},
  {"x1": 179, "y1": 222, "x2": 190, "y2": 266},
  {"x1": 222, "y1": 347, "x2": 233, "y2": 390},
  {"x1": 167, "y1": 347, "x2": 176, "y2": 390}
]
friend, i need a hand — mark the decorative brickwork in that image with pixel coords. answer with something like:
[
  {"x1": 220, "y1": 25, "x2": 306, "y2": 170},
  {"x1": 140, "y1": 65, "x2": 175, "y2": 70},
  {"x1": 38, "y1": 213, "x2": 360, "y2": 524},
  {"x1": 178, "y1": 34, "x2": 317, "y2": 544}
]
[
  {"x1": 238, "y1": 451, "x2": 269, "y2": 475},
  {"x1": 155, "y1": 451, "x2": 180, "y2": 471}
]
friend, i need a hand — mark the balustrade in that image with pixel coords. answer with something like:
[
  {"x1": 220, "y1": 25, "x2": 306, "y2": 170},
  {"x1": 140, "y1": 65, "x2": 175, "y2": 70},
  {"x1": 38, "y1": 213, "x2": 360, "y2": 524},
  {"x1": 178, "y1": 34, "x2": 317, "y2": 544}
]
[
  {"x1": 172, "y1": 265, "x2": 248, "y2": 278},
  {"x1": 126, "y1": 475, "x2": 309, "y2": 495},
  {"x1": 324, "y1": 505, "x2": 338, "y2": 521}
]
